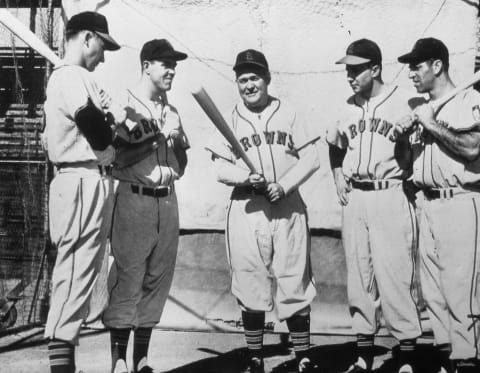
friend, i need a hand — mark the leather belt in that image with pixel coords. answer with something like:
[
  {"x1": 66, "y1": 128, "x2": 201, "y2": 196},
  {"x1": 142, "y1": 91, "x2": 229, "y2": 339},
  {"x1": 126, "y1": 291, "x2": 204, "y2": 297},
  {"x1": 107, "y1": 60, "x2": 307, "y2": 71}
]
[
  {"x1": 231, "y1": 185, "x2": 266, "y2": 199},
  {"x1": 351, "y1": 179, "x2": 402, "y2": 191},
  {"x1": 422, "y1": 188, "x2": 474, "y2": 200},
  {"x1": 130, "y1": 184, "x2": 172, "y2": 198}
]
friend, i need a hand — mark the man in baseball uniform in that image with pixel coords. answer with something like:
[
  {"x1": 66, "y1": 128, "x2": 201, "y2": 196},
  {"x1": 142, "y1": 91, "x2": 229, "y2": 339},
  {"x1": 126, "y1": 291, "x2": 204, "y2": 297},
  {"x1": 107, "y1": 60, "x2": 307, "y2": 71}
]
[
  {"x1": 42, "y1": 11, "x2": 122, "y2": 373},
  {"x1": 328, "y1": 39, "x2": 422, "y2": 373},
  {"x1": 207, "y1": 49, "x2": 320, "y2": 373},
  {"x1": 397, "y1": 38, "x2": 480, "y2": 373},
  {"x1": 102, "y1": 39, "x2": 189, "y2": 373}
]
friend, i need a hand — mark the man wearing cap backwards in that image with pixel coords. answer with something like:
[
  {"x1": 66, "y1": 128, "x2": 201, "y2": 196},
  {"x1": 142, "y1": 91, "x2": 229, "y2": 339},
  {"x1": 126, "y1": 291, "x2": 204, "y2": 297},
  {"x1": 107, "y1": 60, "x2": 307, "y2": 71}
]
[
  {"x1": 42, "y1": 11, "x2": 123, "y2": 373},
  {"x1": 396, "y1": 38, "x2": 480, "y2": 373},
  {"x1": 327, "y1": 39, "x2": 422, "y2": 373},
  {"x1": 102, "y1": 39, "x2": 189, "y2": 373},
  {"x1": 206, "y1": 49, "x2": 320, "y2": 373}
]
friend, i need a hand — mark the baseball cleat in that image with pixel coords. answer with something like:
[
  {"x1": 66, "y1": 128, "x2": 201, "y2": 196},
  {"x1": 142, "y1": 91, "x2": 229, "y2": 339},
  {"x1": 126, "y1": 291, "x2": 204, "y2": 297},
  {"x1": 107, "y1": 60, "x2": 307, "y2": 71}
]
[
  {"x1": 398, "y1": 363, "x2": 413, "y2": 373},
  {"x1": 298, "y1": 357, "x2": 317, "y2": 372},
  {"x1": 342, "y1": 363, "x2": 371, "y2": 373},
  {"x1": 245, "y1": 357, "x2": 265, "y2": 373}
]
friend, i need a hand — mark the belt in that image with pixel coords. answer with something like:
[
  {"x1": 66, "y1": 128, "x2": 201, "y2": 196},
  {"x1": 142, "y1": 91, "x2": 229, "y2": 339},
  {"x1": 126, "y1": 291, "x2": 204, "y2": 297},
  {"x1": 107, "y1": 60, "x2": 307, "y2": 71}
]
[
  {"x1": 351, "y1": 179, "x2": 402, "y2": 191},
  {"x1": 423, "y1": 187, "x2": 477, "y2": 200},
  {"x1": 56, "y1": 162, "x2": 112, "y2": 176},
  {"x1": 231, "y1": 185, "x2": 266, "y2": 199},
  {"x1": 130, "y1": 184, "x2": 172, "y2": 198}
]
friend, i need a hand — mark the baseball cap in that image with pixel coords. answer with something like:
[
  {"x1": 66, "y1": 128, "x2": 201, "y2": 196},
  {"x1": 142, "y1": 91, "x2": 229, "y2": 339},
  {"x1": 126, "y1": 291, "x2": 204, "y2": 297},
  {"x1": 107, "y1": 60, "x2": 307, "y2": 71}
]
[
  {"x1": 336, "y1": 38, "x2": 382, "y2": 65},
  {"x1": 233, "y1": 49, "x2": 269, "y2": 73},
  {"x1": 140, "y1": 39, "x2": 188, "y2": 62},
  {"x1": 66, "y1": 11, "x2": 120, "y2": 51},
  {"x1": 398, "y1": 37, "x2": 449, "y2": 66}
]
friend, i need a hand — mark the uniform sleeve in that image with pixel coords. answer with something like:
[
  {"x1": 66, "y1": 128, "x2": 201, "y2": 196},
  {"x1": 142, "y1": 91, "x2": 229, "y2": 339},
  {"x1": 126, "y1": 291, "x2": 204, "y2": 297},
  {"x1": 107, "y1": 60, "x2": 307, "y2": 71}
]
[
  {"x1": 60, "y1": 68, "x2": 98, "y2": 118},
  {"x1": 326, "y1": 119, "x2": 348, "y2": 149},
  {"x1": 458, "y1": 89, "x2": 480, "y2": 130},
  {"x1": 290, "y1": 110, "x2": 319, "y2": 150}
]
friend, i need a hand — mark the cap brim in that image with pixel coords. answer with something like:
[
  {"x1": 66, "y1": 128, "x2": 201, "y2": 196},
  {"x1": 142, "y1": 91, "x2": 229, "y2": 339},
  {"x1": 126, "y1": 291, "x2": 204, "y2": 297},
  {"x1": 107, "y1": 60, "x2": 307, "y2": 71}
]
[
  {"x1": 397, "y1": 52, "x2": 421, "y2": 64},
  {"x1": 335, "y1": 55, "x2": 371, "y2": 65},
  {"x1": 233, "y1": 61, "x2": 268, "y2": 72},
  {"x1": 96, "y1": 31, "x2": 121, "y2": 51}
]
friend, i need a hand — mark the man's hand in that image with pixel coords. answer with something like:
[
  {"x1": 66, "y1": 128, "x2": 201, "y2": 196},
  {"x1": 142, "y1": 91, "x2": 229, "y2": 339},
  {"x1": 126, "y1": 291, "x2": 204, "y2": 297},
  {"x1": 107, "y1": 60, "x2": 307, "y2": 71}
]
[
  {"x1": 99, "y1": 89, "x2": 126, "y2": 124},
  {"x1": 393, "y1": 114, "x2": 416, "y2": 137},
  {"x1": 334, "y1": 172, "x2": 351, "y2": 206},
  {"x1": 248, "y1": 173, "x2": 266, "y2": 189},
  {"x1": 413, "y1": 103, "x2": 436, "y2": 131},
  {"x1": 266, "y1": 183, "x2": 285, "y2": 203}
]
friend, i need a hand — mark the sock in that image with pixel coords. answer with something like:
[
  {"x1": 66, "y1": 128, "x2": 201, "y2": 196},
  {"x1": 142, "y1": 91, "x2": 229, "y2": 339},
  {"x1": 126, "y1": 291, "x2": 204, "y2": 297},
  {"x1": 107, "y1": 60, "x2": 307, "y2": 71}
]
[
  {"x1": 398, "y1": 338, "x2": 416, "y2": 365},
  {"x1": 48, "y1": 339, "x2": 75, "y2": 373},
  {"x1": 437, "y1": 343, "x2": 452, "y2": 371},
  {"x1": 242, "y1": 311, "x2": 265, "y2": 361},
  {"x1": 286, "y1": 313, "x2": 311, "y2": 364},
  {"x1": 356, "y1": 334, "x2": 374, "y2": 370},
  {"x1": 455, "y1": 358, "x2": 479, "y2": 373},
  {"x1": 133, "y1": 327, "x2": 153, "y2": 371},
  {"x1": 110, "y1": 328, "x2": 130, "y2": 365}
]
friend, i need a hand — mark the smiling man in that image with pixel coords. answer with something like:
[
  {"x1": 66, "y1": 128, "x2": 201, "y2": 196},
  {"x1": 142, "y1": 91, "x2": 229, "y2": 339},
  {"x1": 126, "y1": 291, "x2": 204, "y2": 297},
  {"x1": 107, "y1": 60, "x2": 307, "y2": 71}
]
[
  {"x1": 397, "y1": 37, "x2": 480, "y2": 373},
  {"x1": 327, "y1": 39, "x2": 422, "y2": 373},
  {"x1": 207, "y1": 49, "x2": 320, "y2": 373},
  {"x1": 102, "y1": 39, "x2": 189, "y2": 373}
]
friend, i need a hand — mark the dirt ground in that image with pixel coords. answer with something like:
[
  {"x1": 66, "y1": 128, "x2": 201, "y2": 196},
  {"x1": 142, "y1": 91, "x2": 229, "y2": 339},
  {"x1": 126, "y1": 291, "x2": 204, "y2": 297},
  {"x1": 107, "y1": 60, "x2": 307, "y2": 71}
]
[{"x1": 0, "y1": 327, "x2": 442, "y2": 373}]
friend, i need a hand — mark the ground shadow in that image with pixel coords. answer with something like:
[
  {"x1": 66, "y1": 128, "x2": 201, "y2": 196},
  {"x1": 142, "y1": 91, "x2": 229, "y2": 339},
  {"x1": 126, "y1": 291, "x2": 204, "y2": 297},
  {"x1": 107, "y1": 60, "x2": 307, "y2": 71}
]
[
  {"x1": 164, "y1": 340, "x2": 388, "y2": 373},
  {"x1": 376, "y1": 343, "x2": 444, "y2": 373}
]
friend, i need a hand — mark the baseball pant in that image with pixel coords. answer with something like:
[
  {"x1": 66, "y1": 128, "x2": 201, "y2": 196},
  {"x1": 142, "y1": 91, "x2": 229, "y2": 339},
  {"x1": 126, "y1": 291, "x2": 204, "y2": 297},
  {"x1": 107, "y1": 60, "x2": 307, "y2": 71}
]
[
  {"x1": 103, "y1": 181, "x2": 179, "y2": 329},
  {"x1": 419, "y1": 192, "x2": 480, "y2": 359},
  {"x1": 44, "y1": 166, "x2": 114, "y2": 345},
  {"x1": 342, "y1": 183, "x2": 421, "y2": 340},
  {"x1": 226, "y1": 190, "x2": 316, "y2": 321}
]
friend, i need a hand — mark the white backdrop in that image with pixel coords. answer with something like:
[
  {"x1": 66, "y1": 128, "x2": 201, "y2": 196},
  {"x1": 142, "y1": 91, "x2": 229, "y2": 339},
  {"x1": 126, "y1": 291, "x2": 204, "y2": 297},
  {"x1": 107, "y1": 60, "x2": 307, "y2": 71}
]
[{"x1": 62, "y1": 0, "x2": 479, "y2": 230}]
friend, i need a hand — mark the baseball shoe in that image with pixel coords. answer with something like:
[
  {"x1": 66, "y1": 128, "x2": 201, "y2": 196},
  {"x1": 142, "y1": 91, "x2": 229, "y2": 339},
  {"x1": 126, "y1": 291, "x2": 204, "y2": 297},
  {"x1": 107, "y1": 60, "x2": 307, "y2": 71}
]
[
  {"x1": 112, "y1": 358, "x2": 128, "y2": 373},
  {"x1": 342, "y1": 363, "x2": 371, "y2": 373},
  {"x1": 397, "y1": 363, "x2": 413, "y2": 373},
  {"x1": 245, "y1": 357, "x2": 265, "y2": 373},
  {"x1": 298, "y1": 357, "x2": 317, "y2": 372}
]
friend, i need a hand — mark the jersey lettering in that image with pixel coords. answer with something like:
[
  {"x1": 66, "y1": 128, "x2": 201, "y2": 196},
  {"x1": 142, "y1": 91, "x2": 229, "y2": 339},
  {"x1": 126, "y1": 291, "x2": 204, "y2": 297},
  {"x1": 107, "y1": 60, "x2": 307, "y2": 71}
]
[
  {"x1": 238, "y1": 130, "x2": 295, "y2": 152},
  {"x1": 348, "y1": 117, "x2": 395, "y2": 142}
]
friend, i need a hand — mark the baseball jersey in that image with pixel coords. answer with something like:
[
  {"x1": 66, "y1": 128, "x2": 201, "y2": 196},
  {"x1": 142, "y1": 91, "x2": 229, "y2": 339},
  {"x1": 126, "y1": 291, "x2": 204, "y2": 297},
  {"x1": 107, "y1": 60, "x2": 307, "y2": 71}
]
[
  {"x1": 327, "y1": 85, "x2": 412, "y2": 181},
  {"x1": 207, "y1": 96, "x2": 314, "y2": 186},
  {"x1": 112, "y1": 89, "x2": 189, "y2": 187},
  {"x1": 43, "y1": 64, "x2": 114, "y2": 165},
  {"x1": 412, "y1": 89, "x2": 480, "y2": 189}
]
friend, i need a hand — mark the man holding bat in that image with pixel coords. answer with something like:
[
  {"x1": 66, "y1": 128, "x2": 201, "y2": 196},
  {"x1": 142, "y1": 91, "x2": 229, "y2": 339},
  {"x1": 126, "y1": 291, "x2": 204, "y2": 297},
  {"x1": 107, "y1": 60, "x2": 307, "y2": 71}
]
[
  {"x1": 397, "y1": 38, "x2": 480, "y2": 373},
  {"x1": 42, "y1": 11, "x2": 123, "y2": 373},
  {"x1": 207, "y1": 49, "x2": 320, "y2": 373}
]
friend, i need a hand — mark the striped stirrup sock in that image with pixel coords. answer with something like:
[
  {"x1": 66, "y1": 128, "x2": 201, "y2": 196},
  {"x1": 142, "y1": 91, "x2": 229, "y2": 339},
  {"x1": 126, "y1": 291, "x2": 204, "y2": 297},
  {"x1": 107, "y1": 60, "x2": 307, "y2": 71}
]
[
  {"x1": 356, "y1": 334, "x2": 374, "y2": 370},
  {"x1": 286, "y1": 313, "x2": 311, "y2": 362},
  {"x1": 110, "y1": 328, "x2": 131, "y2": 366},
  {"x1": 242, "y1": 311, "x2": 265, "y2": 360},
  {"x1": 48, "y1": 339, "x2": 75, "y2": 373}
]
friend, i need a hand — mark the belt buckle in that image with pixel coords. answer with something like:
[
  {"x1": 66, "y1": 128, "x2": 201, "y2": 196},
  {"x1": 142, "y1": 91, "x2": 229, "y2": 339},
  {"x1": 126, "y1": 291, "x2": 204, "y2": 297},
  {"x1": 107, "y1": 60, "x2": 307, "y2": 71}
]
[{"x1": 153, "y1": 186, "x2": 170, "y2": 198}]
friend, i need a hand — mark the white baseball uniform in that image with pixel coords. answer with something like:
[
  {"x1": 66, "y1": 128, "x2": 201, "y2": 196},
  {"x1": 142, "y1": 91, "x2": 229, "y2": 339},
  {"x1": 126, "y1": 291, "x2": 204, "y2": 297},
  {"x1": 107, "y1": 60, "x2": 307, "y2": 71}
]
[
  {"x1": 43, "y1": 64, "x2": 115, "y2": 345},
  {"x1": 412, "y1": 89, "x2": 480, "y2": 359},
  {"x1": 103, "y1": 88, "x2": 189, "y2": 329},
  {"x1": 327, "y1": 85, "x2": 422, "y2": 340},
  {"x1": 207, "y1": 96, "x2": 318, "y2": 321}
]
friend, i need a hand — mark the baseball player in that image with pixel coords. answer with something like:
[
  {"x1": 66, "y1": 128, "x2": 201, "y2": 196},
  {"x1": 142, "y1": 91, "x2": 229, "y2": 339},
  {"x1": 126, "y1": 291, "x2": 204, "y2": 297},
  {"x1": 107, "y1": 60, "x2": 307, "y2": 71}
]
[
  {"x1": 397, "y1": 38, "x2": 480, "y2": 373},
  {"x1": 42, "y1": 11, "x2": 122, "y2": 373},
  {"x1": 207, "y1": 49, "x2": 320, "y2": 373},
  {"x1": 327, "y1": 39, "x2": 422, "y2": 373},
  {"x1": 102, "y1": 39, "x2": 189, "y2": 373}
]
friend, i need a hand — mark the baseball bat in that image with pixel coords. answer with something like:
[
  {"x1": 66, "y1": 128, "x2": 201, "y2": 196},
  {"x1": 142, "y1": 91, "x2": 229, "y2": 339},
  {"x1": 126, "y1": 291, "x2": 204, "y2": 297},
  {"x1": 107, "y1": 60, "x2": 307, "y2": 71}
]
[
  {"x1": 192, "y1": 86, "x2": 259, "y2": 174},
  {"x1": 431, "y1": 70, "x2": 480, "y2": 113},
  {"x1": 0, "y1": 9, "x2": 61, "y2": 66}
]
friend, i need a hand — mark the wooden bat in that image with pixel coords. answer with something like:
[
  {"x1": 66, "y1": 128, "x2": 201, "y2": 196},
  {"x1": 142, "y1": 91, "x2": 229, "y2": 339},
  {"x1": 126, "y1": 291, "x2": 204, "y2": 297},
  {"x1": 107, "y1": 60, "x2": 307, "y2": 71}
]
[
  {"x1": 192, "y1": 86, "x2": 259, "y2": 174},
  {"x1": 432, "y1": 70, "x2": 480, "y2": 113},
  {"x1": 0, "y1": 9, "x2": 61, "y2": 66}
]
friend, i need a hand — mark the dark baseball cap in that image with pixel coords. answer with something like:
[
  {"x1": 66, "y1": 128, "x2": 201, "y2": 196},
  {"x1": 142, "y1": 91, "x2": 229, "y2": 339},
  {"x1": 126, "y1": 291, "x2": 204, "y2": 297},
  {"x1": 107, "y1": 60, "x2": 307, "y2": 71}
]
[
  {"x1": 336, "y1": 38, "x2": 382, "y2": 66},
  {"x1": 140, "y1": 39, "x2": 188, "y2": 62},
  {"x1": 398, "y1": 37, "x2": 449, "y2": 66},
  {"x1": 66, "y1": 11, "x2": 120, "y2": 51},
  {"x1": 233, "y1": 49, "x2": 269, "y2": 73}
]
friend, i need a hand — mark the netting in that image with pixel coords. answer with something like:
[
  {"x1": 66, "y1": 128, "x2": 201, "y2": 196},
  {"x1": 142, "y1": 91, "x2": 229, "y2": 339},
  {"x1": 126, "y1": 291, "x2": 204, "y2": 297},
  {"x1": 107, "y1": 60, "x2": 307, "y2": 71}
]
[{"x1": 0, "y1": 1, "x2": 62, "y2": 332}]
